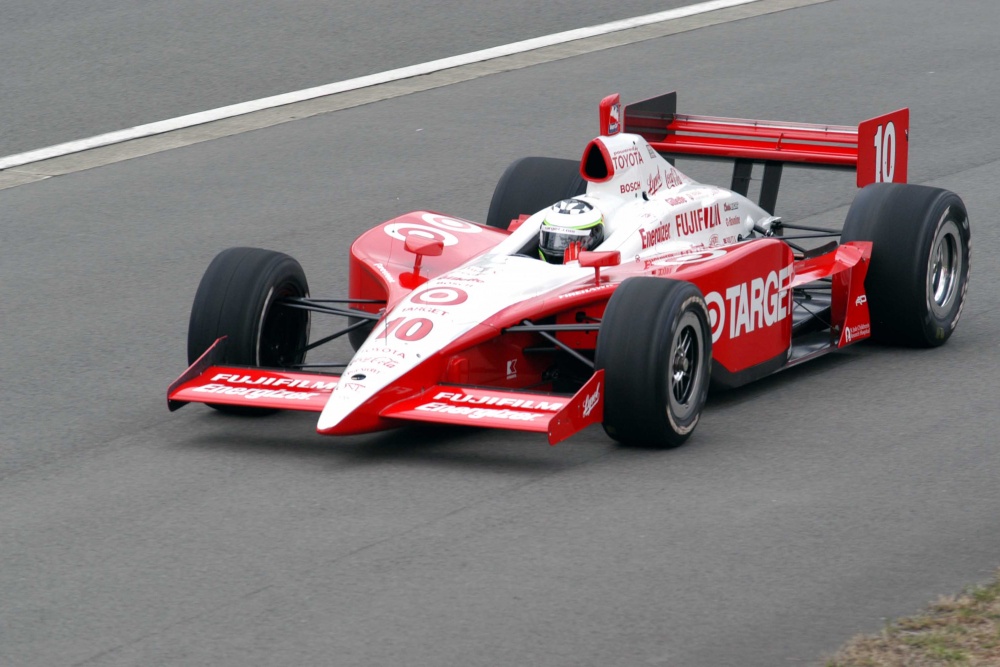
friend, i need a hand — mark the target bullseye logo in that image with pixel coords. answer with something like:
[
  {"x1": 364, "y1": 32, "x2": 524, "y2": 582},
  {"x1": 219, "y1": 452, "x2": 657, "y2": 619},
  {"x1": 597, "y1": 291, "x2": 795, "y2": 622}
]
[
  {"x1": 704, "y1": 292, "x2": 726, "y2": 343},
  {"x1": 385, "y1": 213, "x2": 482, "y2": 246},
  {"x1": 412, "y1": 287, "x2": 469, "y2": 306}
]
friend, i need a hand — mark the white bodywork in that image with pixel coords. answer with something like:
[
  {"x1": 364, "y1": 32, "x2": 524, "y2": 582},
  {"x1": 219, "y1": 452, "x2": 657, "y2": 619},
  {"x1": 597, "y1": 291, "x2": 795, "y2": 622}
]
[{"x1": 318, "y1": 132, "x2": 770, "y2": 432}]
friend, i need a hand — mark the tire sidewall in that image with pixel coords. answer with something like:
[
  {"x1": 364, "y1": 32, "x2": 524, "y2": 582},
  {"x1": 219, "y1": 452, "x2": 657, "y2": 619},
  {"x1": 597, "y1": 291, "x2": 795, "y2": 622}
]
[
  {"x1": 842, "y1": 184, "x2": 970, "y2": 346},
  {"x1": 661, "y1": 295, "x2": 711, "y2": 437},
  {"x1": 920, "y1": 202, "x2": 970, "y2": 343},
  {"x1": 597, "y1": 278, "x2": 712, "y2": 447},
  {"x1": 188, "y1": 247, "x2": 310, "y2": 367}
]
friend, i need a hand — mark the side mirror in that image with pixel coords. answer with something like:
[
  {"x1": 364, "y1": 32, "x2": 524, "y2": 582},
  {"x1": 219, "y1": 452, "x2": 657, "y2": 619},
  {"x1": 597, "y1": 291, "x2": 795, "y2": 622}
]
[
  {"x1": 404, "y1": 235, "x2": 445, "y2": 278},
  {"x1": 404, "y1": 236, "x2": 445, "y2": 257},
  {"x1": 579, "y1": 250, "x2": 621, "y2": 285},
  {"x1": 579, "y1": 250, "x2": 621, "y2": 268}
]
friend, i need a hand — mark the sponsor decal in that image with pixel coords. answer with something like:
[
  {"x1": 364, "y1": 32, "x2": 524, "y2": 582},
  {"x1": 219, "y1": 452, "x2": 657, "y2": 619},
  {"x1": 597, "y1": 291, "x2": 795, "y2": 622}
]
[
  {"x1": 663, "y1": 167, "x2": 685, "y2": 189},
  {"x1": 611, "y1": 146, "x2": 645, "y2": 170},
  {"x1": 620, "y1": 181, "x2": 642, "y2": 194},
  {"x1": 384, "y1": 212, "x2": 482, "y2": 245},
  {"x1": 450, "y1": 265, "x2": 491, "y2": 277},
  {"x1": 646, "y1": 145, "x2": 658, "y2": 159},
  {"x1": 506, "y1": 359, "x2": 517, "y2": 380},
  {"x1": 420, "y1": 212, "x2": 482, "y2": 232},
  {"x1": 704, "y1": 292, "x2": 726, "y2": 343},
  {"x1": 855, "y1": 294, "x2": 868, "y2": 306},
  {"x1": 556, "y1": 284, "x2": 614, "y2": 300},
  {"x1": 646, "y1": 170, "x2": 663, "y2": 196},
  {"x1": 722, "y1": 235, "x2": 740, "y2": 244},
  {"x1": 704, "y1": 266, "x2": 793, "y2": 343},
  {"x1": 337, "y1": 382, "x2": 365, "y2": 393},
  {"x1": 648, "y1": 248, "x2": 727, "y2": 268},
  {"x1": 415, "y1": 403, "x2": 545, "y2": 421},
  {"x1": 709, "y1": 234, "x2": 720, "y2": 247},
  {"x1": 193, "y1": 384, "x2": 319, "y2": 401},
  {"x1": 209, "y1": 373, "x2": 336, "y2": 391},
  {"x1": 400, "y1": 305, "x2": 447, "y2": 316},
  {"x1": 359, "y1": 356, "x2": 399, "y2": 369},
  {"x1": 608, "y1": 103, "x2": 621, "y2": 134},
  {"x1": 666, "y1": 196, "x2": 687, "y2": 206},
  {"x1": 412, "y1": 286, "x2": 468, "y2": 306},
  {"x1": 377, "y1": 317, "x2": 434, "y2": 342},
  {"x1": 436, "y1": 275, "x2": 485, "y2": 284},
  {"x1": 724, "y1": 201, "x2": 739, "y2": 211},
  {"x1": 431, "y1": 391, "x2": 564, "y2": 411},
  {"x1": 675, "y1": 205, "x2": 723, "y2": 237},
  {"x1": 347, "y1": 366, "x2": 384, "y2": 377},
  {"x1": 725, "y1": 216, "x2": 742, "y2": 227},
  {"x1": 844, "y1": 322, "x2": 871, "y2": 343},
  {"x1": 356, "y1": 346, "x2": 406, "y2": 360},
  {"x1": 582, "y1": 383, "x2": 600, "y2": 418},
  {"x1": 639, "y1": 221, "x2": 672, "y2": 249},
  {"x1": 385, "y1": 222, "x2": 459, "y2": 246}
]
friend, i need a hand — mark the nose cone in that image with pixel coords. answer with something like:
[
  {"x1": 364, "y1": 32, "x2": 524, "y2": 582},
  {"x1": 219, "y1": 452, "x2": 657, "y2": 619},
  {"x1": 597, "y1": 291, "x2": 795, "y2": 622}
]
[
  {"x1": 316, "y1": 345, "x2": 417, "y2": 434},
  {"x1": 317, "y1": 255, "x2": 590, "y2": 435}
]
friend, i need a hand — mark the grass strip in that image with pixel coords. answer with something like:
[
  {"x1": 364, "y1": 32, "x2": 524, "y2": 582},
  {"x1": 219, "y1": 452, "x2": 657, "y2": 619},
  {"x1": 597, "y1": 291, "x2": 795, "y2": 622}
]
[{"x1": 825, "y1": 569, "x2": 1000, "y2": 666}]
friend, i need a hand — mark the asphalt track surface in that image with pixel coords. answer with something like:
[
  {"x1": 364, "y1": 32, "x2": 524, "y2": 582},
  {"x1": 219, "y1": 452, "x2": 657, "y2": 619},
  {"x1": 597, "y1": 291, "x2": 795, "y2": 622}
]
[
  {"x1": 0, "y1": 0, "x2": 686, "y2": 157},
  {"x1": 2, "y1": 1, "x2": 999, "y2": 665}
]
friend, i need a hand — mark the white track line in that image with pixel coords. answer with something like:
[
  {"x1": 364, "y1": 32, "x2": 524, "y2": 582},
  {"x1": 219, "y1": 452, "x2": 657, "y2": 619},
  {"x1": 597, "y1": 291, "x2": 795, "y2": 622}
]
[{"x1": 0, "y1": 0, "x2": 762, "y2": 171}]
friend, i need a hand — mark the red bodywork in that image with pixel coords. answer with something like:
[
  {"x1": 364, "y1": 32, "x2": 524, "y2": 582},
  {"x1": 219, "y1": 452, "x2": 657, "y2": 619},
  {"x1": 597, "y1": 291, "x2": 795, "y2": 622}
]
[{"x1": 170, "y1": 92, "x2": 894, "y2": 444}]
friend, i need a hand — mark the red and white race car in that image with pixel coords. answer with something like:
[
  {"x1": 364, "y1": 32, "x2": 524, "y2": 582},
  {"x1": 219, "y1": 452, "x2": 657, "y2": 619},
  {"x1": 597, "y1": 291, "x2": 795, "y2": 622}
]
[{"x1": 169, "y1": 92, "x2": 970, "y2": 447}]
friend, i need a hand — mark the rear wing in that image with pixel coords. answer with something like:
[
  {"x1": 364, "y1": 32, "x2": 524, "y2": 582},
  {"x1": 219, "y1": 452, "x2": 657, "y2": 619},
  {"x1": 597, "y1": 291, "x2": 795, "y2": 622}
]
[{"x1": 602, "y1": 92, "x2": 909, "y2": 213}]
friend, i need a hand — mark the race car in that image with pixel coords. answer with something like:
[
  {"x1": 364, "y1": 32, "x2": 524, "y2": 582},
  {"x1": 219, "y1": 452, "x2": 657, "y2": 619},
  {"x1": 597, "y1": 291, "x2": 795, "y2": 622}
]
[{"x1": 168, "y1": 92, "x2": 971, "y2": 447}]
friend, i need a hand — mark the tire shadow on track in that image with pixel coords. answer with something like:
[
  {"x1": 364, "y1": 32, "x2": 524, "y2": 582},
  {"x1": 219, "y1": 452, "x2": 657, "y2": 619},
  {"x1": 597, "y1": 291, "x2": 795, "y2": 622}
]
[{"x1": 705, "y1": 344, "x2": 873, "y2": 410}]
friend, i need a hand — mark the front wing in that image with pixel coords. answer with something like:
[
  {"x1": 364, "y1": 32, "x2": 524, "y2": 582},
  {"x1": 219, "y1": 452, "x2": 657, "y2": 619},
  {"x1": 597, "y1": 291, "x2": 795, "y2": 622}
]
[{"x1": 168, "y1": 338, "x2": 604, "y2": 444}]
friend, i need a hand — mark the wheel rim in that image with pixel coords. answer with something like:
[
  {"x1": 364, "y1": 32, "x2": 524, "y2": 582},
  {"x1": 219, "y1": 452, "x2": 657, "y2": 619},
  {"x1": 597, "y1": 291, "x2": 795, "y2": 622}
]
[
  {"x1": 257, "y1": 283, "x2": 310, "y2": 367},
  {"x1": 927, "y1": 214, "x2": 964, "y2": 319},
  {"x1": 668, "y1": 311, "x2": 705, "y2": 421}
]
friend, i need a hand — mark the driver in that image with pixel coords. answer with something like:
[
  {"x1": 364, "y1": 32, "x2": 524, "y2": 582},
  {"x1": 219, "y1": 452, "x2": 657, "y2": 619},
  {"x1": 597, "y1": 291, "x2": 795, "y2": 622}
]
[{"x1": 538, "y1": 198, "x2": 605, "y2": 263}]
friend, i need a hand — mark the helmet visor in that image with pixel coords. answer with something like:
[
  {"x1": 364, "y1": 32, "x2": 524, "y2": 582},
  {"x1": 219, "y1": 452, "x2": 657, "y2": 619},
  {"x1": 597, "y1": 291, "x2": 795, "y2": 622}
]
[{"x1": 539, "y1": 225, "x2": 592, "y2": 255}]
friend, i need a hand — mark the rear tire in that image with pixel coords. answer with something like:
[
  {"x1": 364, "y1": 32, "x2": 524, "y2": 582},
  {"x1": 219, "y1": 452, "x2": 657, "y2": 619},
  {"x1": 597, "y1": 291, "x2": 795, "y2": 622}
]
[
  {"x1": 596, "y1": 278, "x2": 712, "y2": 448},
  {"x1": 485, "y1": 157, "x2": 586, "y2": 230},
  {"x1": 188, "y1": 247, "x2": 310, "y2": 415},
  {"x1": 841, "y1": 183, "x2": 970, "y2": 346}
]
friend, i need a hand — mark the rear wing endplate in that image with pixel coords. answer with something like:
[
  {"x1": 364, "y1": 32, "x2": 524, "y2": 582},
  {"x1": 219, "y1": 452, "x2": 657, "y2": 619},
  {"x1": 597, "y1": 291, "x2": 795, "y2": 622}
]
[{"x1": 615, "y1": 92, "x2": 909, "y2": 213}]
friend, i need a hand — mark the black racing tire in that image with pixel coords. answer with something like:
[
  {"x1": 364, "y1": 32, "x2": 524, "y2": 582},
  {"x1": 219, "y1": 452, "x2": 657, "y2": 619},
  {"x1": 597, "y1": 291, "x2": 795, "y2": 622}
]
[
  {"x1": 596, "y1": 278, "x2": 712, "y2": 448},
  {"x1": 187, "y1": 247, "x2": 310, "y2": 415},
  {"x1": 485, "y1": 157, "x2": 586, "y2": 230},
  {"x1": 841, "y1": 183, "x2": 970, "y2": 347}
]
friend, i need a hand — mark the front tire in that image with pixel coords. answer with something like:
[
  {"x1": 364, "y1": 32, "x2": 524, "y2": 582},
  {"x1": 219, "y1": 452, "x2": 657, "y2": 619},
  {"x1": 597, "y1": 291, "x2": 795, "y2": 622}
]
[
  {"x1": 596, "y1": 278, "x2": 712, "y2": 448},
  {"x1": 187, "y1": 247, "x2": 310, "y2": 414},
  {"x1": 841, "y1": 183, "x2": 970, "y2": 346}
]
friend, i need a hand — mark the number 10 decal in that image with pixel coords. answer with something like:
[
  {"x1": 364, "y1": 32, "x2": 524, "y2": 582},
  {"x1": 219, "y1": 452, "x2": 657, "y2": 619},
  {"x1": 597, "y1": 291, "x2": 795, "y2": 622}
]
[
  {"x1": 378, "y1": 317, "x2": 433, "y2": 341},
  {"x1": 374, "y1": 286, "x2": 469, "y2": 342},
  {"x1": 873, "y1": 121, "x2": 896, "y2": 183},
  {"x1": 858, "y1": 108, "x2": 908, "y2": 187}
]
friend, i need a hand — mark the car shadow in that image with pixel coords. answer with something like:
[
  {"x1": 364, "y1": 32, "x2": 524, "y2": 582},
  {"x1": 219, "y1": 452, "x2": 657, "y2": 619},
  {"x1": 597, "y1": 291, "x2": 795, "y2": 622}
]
[
  {"x1": 175, "y1": 411, "x2": 610, "y2": 474},
  {"x1": 706, "y1": 346, "x2": 869, "y2": 408}
]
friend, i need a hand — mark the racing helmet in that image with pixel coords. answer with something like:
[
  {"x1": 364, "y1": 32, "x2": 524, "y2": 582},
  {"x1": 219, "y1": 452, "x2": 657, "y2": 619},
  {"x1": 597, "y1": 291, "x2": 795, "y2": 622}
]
[{"x1": 538, "y1": 198, "x2": 605, "y2": 263}]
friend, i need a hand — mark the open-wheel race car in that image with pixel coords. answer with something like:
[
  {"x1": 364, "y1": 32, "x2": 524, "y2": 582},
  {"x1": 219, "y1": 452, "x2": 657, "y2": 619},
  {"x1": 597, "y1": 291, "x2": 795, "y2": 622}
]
[{"x1": 168, "y1": 92, "x2": 971, "y2": 447}]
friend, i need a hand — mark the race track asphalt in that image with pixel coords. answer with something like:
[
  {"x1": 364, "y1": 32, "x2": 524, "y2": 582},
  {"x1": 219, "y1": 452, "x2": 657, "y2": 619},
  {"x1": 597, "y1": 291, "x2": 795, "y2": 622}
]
[
  {"x1": 1, "y1": 1, "x2": 998, "y2": 665},
  {"x1": 0, "y1": 0, "x2": 685, "y2": 157}
]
